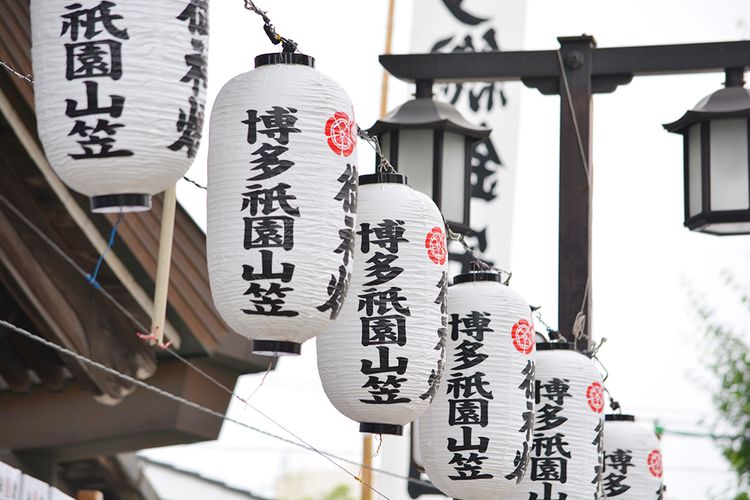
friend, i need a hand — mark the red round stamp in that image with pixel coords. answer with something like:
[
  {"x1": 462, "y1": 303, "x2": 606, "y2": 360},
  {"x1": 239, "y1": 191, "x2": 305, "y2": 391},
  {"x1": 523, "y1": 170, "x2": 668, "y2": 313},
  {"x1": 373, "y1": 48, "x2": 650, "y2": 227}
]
[
  {"x1": 511, "y1": 319, "x2": 535, "y2": 354},
  {"x1": 325, "y1": 111, "x2": 356, "y2": 157},
  {"x1": 424, "y1": 227, "x2": 447, "y2": 265},
  {"x1": 586, "y1": 381, "x2": 604, "y2": 413},
  {"x1": 647, "y1": 449, "x2": 663, "y2": 478}
]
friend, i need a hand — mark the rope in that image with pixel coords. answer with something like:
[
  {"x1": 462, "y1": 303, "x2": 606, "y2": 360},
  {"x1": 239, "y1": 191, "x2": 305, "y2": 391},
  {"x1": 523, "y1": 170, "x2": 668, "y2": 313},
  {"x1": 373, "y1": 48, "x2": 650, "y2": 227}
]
[
  {"x1": 86, "y1": 211, "x2": 123, "y2": 289},
  {"x1": 0, "y1": 60, "x2": 34, "y2": 85},
  {"x1": 0, "y1": 318, "x2": 441, "y2": 495},
  {"x1": 182, "y1": 175, "x2": 207, "y2": 191}
]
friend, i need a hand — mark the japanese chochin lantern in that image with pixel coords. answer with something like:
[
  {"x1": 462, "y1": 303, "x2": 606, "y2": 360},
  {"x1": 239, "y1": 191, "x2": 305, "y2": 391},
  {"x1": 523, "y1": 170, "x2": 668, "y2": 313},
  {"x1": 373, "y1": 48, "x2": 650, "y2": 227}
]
[
  {"x1": 510, "y1": 343, "x2": 605, "y2": 500},
  {"x1": 418, "y1": 272, "x2": 536, "y2": 498},
  {"x1": 32, "y1": 0, "x2": 209, "y2": 212},
  {"x1": 207, "y1": 53, "x2": 358, "y2": 356},
  {"x1": 603, "y1": 414, "x2": 665, "y2": 499},
  {"x1": 317, "y1": 172, "x2": 448, "y2": 435}
]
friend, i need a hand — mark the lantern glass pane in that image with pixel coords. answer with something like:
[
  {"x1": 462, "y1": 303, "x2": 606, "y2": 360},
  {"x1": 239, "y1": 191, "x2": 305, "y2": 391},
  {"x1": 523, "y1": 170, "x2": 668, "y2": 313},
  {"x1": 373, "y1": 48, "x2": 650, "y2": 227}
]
[
  {"x1": 688, "y1": 124, "x2": 703, "y2": 217},
  {"x1": 441, "y1": 132, "x2": 467, "y2": 224},
  {"x1": 398, "y1": 129, "x2": 434, "y2": 199},
  {"x1": 710, "y1": 118, "x2": 749, "y2": 211}
]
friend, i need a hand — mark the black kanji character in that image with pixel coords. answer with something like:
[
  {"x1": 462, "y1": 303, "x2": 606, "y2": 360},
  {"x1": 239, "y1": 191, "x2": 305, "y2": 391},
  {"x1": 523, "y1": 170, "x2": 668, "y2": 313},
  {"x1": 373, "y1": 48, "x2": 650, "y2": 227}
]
[
  {"x1": 243, "y1": 216, "x2": 294, "y2": 251},
  {"x1": 448, "y1": 452, "x2": 493, "y2": 480},
  {"x1": 505, "y1": 442, "x2": 530, "y2": 483},
  {"x1": 358, "y1": 219, "x2": 407, "y2": 254},
  {"x1": 65, "y1": 40, "x2": 122, "y2": 80},
  {"x1": 167, "y1": 96, "x2": 205, "y2": 158},
  {"x1": 445, "y1": 371, "x2": 493, "y2": 400},
  {"x1": 360, "y1": 373, "x2": 410, "y2": 404},
  {"x1": 361, "y1": 315, "x2": 406, "y2": 347},
  {"x1": 242, "y1": 281, "x2": 297, "y2": 317},
  {"x1": 241, "y1": 183, "x2": 300, "y2": 216},
  {"x1": 65, "y1": 80, "x2": 124, "y2": 117},
  {"x1": 242, "y1": 249, "x2": 294, "y2": 282},
  {"x1": 362, "y1": 252, "x2": 403, "y2": 286},
  {"x1": 532, "y1": 433, "x2": 571, "y2": 459},
  {"x1": 446, "y1": 425, "x2": 488, "y2": 452},
  {"x1": 448, "y1": 398, "x2": 488, "y2": 427},
  {"x1": 61, "y1": 1, "x2": 129, "y2": 41},
  {"x1": 316, "y1": 264, "x2": 350, "y2": 319},
  {"x1": 247, "y1": 143, "x2": 294, "y2": 180},
  {"x1": 177, "y1": 0, "x2": 209, "y2": 36},
  {"x1": 357, "y1": 287, "x2": 410, "y2": 316},
  {"x1": 449, "y1": 310, "x2": 493, "y2": 342},
  {"x1": 531, "y1": 457, "x2": 568, "y2": 483},
  {"x1": 361, "y1": 345, "x2": 408, "y2": 375}
]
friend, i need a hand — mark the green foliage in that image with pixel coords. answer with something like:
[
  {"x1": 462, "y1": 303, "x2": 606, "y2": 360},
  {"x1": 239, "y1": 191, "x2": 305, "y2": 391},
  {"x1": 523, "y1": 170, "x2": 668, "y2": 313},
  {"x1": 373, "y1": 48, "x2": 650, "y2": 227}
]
[
  {"x1": 698, "y1": 290, "x2": 750, "y2": 498},
  {"x1": 302, "y1": 484, "x2": 355, "y2": 500}
]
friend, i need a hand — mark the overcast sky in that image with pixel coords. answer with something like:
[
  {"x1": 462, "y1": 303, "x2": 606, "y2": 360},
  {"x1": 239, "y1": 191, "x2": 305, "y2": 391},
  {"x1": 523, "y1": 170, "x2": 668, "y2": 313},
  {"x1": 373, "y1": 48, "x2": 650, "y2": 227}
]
[{"x1": 144, "y1": 1, "x2": 750, "y2": 499}]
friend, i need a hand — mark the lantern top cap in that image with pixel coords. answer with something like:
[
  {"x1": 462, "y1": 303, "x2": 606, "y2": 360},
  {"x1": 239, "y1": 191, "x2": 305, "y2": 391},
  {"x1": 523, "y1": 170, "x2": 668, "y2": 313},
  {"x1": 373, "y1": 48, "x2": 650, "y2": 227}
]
[
  {"x1": 452, "y1": 271, "x2": 505, "y2": 285},
  {"x1": 255, "y1": 52, "x2": 315, "y2": 68},
  {"x1": 536, "y1": 342, "x2": 575, "y2": 351},
  {"x1": 605, "y1": 414, "x2": 635, "y2": 422},
  {"x1": 359, "y1": 172, "x2": 409, "y2": 186},
  {"x1": 366, "y1": 97, "x2": 491, "y2": 141},
  {"x1": 664, "y1": 86, "x2": 750, "y2": 132}
]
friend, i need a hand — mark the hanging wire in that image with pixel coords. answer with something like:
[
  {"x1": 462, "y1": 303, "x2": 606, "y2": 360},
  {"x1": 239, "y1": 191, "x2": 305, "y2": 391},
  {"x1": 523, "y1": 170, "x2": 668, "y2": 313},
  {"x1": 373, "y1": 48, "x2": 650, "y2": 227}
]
[
  {"x1": 0, "y1": 193, "x2": 438, "y2": 495},
  {"x1": 0, "y1": 60, "x2": 34, "y2": 85},
  {"x1": 0, "y1": 317, "x2": 441, "y2": 495},
  {"x1": 531, "y1": 306, "x2": 562, "y2": 341},
  {"x1": 182, "y1": 175, "x2": 207, "y2": 191},
  {"x1": 604, "y1": 387, "x2": 622, "y2": 414},
  {"x1": 356, "y1": 126, "x2": 396, "y2": 173},
  {"x1": 243, "y1": 0, "x2": 298, "y2": 53},
  {"x1": 446, "y1": 225, "x2": 513, "y2": 285}
]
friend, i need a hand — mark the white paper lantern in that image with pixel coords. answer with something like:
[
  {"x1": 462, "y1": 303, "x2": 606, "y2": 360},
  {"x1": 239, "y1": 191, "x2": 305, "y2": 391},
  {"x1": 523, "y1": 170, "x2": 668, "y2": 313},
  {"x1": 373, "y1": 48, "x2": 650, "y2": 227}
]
[
  {"x1": 317, "y1": 173, "x2": 448, "y2": 435},
  {"x1": 510, "y1": 343, "x2": 605, "y2": 500},
  {"x1": 0, "y1": 461, "x2": 21, "y2": 500},
  {"x1": 418, "y1": 273, "x2": 536, "y2": 499},
  {"x1": 207, "y1": 53, "x2": 358, "y2": 356},
  {"x1": 603, "y1": 414, "x2": 665, "y2": 499},
  {"x1": 32, "y1": 0, "x2": 208, "y2": 212}
]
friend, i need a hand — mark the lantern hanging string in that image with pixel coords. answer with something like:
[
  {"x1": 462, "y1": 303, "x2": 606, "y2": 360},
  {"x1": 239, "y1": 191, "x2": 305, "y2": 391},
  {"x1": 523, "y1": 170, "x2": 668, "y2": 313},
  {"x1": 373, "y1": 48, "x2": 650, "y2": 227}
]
[
  {"x1": 446, "y1": 225, "x2": 513, "y2": 285},
  {"x1": 0, "y1": 193, "x2": 438, "y2": 494},
  {"x1": 531, "y1": 305, "x2": 562, "y2": 341},
  {"x1": 243, "y1": 0, "x2": 298, "y2": 53},
  {"x1": 85, "y1": 211, "x2": 124, "y2": 290},
  {"x1": 356, "y1": 126, "x2": 396, "y2": 174}
]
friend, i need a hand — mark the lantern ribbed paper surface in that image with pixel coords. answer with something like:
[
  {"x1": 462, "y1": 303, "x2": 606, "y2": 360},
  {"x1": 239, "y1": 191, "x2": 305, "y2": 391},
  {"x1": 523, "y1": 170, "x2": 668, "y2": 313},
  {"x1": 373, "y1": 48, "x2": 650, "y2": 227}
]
[
  {"x1": 510, "y1": 343, "x2": 605, "y2": 500},
  {"x1": 418, "y1": 273, "x2": 536, "y2": 499},
  {"x1": 317, "y1": 173, "x2": 448, "y2": 435},
  {"x1": 208, "y1": 54, "x2": 358, "y2": 356},
  {"x1": 32, "y1": 0, "x2": 208, "y2": 212},
  {"x1": 603, "y1": 415, "x2": 665, "y2": 498}
]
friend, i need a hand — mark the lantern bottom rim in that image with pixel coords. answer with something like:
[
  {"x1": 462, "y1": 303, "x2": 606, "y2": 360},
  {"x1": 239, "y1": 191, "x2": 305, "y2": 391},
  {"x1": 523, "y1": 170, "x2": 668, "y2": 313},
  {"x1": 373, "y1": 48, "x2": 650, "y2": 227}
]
[
  {"x1": 90, "y1": 194, "x2": 151, "y2": 213},
  {"x1": 359, "y1": 422, "x2": 403, "y2": 436},
  {"x1": 252, "y1": 340, "x2": 301, "y2": 356}
]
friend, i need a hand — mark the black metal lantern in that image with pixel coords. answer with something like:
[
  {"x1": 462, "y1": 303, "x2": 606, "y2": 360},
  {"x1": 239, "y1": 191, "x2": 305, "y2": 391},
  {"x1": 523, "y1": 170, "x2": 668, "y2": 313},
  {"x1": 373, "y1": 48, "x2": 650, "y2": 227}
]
[
  {"x1": 664, "y1": 67, "x2": 750, "y2": 235},
  {"x1": 366, "y1": 80, "x2": 490, "y2": 234}
]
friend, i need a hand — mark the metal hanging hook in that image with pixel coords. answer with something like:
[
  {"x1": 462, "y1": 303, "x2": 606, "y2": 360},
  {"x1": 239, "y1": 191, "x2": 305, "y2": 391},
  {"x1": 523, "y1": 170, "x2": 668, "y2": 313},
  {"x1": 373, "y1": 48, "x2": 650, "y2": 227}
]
[{"x1": 243, "y1": 0, "x2": 298, "y2": 53}]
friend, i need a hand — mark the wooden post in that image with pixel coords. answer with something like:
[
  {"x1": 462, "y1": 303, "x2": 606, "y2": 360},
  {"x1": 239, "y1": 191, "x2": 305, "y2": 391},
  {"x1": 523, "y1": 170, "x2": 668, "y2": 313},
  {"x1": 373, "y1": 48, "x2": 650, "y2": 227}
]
[
  {"x1": 361, "y1": 435, "x2": 373, "y2": 500},
  {"x1": 151, "y1": 185, "x2": 177, "y2": 345},
  {"x1": 557, "y1": 36, "x2": 595, "y2": 351},
  {"x1": 77, "y1": 491, "x2": 103, "y2": 500},
  {"x1": 379, "y1": 0, "x2": 396, "y2": 118}
]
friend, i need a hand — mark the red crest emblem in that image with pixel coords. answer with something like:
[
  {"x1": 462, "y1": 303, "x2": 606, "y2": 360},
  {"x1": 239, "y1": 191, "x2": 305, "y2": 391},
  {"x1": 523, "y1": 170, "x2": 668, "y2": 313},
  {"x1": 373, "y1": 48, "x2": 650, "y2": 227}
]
[
  {"x1": 511, "y1": 319, "x2": 535, "y2": 354},
  {"x1": 325, "y1": 111, "x2": 356, "y2": 157},
  {"x1": 424, "y1": 227, "x2": 447, "y2": 265},
  {"x1": 586, "y1": 381, "x2": 604, "y2": 413}
]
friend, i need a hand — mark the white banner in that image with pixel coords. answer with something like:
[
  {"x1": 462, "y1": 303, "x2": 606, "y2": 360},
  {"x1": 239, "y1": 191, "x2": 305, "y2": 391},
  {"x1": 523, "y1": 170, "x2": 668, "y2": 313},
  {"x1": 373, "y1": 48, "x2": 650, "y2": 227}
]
[{"x1": 410, "y1": 0, "x2": 526, "y2": 274}]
